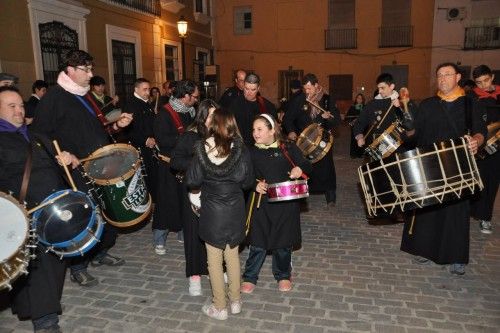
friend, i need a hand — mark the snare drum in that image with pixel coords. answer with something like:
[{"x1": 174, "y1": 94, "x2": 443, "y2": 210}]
[
  {"x1": 33, "y1": 190, "x2": 104, "y2": 258},
  {"x1": 267, "y1": 180, "x2": 309, "y2": 202},
  {"x1": 104, "y1": 109, "x2": 122, "y2": 125},
  {"x1": 83, "y1": 144, "x2": 152, "y2": 227},
  {"x1": 188, "y1": 191, "x2": 201, "y2": 217},
  {"x1": 296, "y1": 123, "x2": 333, "y2": 163},
  {"x1": 0, "y1": 192, "x2": 32, "y2": 291},
  {"x1": 477, "y1": 121, "x2": 500, "y2": 159},
  {"x1": 358, "y1": 137, "x2": 483, "y2": 216},
  {"x1": 365, "y1": 122, "x2": 405, "y2": 161}
]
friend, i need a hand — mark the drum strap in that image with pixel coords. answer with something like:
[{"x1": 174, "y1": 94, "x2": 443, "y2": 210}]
[
  {"x1": 279, "y1": 143, "x2": 309, "y2": 180},
  {"x1": 19, "y1": 143, "x2": 33, "y2": 204},
  {"x1": 85, "y1": 93, "x2": 108, "y2": 126},
  {"x1": 164, "y1": 103, "x2": 185, "y2": 134},
  {"x1": 256, "y1": 96, "x2": 268, "y2": 114}
]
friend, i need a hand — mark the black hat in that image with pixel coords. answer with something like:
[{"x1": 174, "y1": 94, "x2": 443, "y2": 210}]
[
  {"x1": 290, "y1": 79, "x2": 301, "y2": 90},
  {"x1": 0, "y1": 72, "x2": 19, "y2": 84}
]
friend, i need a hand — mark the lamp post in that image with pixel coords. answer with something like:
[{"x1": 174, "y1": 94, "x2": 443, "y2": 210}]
[{"x1": 177, "y1": 16, "x2": 188, "y2": 79}]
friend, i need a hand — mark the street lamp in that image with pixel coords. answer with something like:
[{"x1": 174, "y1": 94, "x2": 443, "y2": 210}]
[{"x1": 177, "y1": 16, "x2": 188, "y2": 79}]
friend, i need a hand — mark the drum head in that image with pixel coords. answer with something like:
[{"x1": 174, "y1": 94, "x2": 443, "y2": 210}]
[
  {"x1": 0, "y1": 194, "x2": 28, "y2": 262},
  {"x1": 105, "y1": 109, "x2": 122, "y2": 123},
  {"x1": 34, "y1": 191, "x2": 95, "y2": 245},
  {"x1": 84, "y1": 144, "x2": 139, "y2": 182}
]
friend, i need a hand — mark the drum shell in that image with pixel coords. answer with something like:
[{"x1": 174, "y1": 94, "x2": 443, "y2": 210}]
[
  {"x1": 296, "y1": 123, "x2": 333, "y2": 163},
  {"x1": 267, "y1": 180, "x2": 309, "y2": 202}
]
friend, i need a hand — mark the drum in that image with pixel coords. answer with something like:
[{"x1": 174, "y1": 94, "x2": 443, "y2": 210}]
[
  {"x1": 358, "y1": 137, "x2": 483, "y2": 216},
  {"x1": 33, "y1": 190, "x2": 104, "y2": 258},
  {"x1": 296, "y1": 123, "x2": 333, "y2": 163},
  {"x1": 365, "y1": 121, "x2": 405, "y2": 161},
  {"x1": 477, "y1": 121, "x2": 500, "y2": 159},
  {"x1": 82, "y1": 144, "x2": 152, "y2": 227},
  {"x1": 188, "y1": 191, "x2": 201, "y2": 217},
  {"x1": 267, "y1": 179, "x2": 309, "y2": 202},
  {"x1": 0, "y1": 192, "x2": 32, "y2": 291},
  {"x1": 104, "y1": 109, "x2": 122, "y2": 124}
]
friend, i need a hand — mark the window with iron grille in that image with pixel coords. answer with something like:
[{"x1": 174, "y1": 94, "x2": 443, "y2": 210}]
[
  {"x1": 112, "y1": 40, "x2": 136, "y2": 101},
  {"x1": 379, "y1": 0, "x2": 413, "y2": 47},
  {"x1": 234, "y1": 6, "x2": 252, "y2": 35},
  {"x1": 105, "y1": 0, "x2": 161, "y2": 16},
  {"x1": 326, "y1": 0, "x2": 356, "y2": 49},
  {"x1": 39, "y1": 21, "x2": 79, "y2": 86},
  {"x1": 165, "y1": 44, "x2": 180, "y2": 81}
]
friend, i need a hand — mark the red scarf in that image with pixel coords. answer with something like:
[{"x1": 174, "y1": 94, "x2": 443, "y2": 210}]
[{"x1": 473, "y1": 85, "x2": 500, "y2": 100}]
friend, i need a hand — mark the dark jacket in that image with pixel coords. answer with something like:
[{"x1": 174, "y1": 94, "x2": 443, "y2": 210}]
[{"x1": 186, "y1": 137, "x2": 254, "y2": 249}]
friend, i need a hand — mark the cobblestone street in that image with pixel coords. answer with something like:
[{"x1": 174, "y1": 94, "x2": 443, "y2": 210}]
[{"x1": 1, "y1": 124, "x2": 499, "y2": 333}]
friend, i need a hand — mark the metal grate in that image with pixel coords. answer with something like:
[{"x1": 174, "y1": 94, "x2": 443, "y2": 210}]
[
  {"x1": 378, "y1": 25, "x2": 413, "y2": 48},
  {"x1": 464, "y1": 26, "x2": 500, "y2": 50},
  {"x1": 39, "y1": 21, "x2": 79, "y2": 86},
  {"x1": 112, "y1": 40, "x2": 136, "y2": 101},
  {"x1": 106, "y1": 0, "x2": 161, "y2": 16},
  {"x1": 325, "y1": 28, "x2": 357, "y2": 49}
]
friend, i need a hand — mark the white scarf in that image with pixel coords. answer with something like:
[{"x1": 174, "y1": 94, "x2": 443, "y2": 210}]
[
  {"x1": 374, "y1": 90, "x2": 399, "y2": 100},
  {"x1": 57, "y1": 71, "x2": 89, "y2": 96},
  {"x1": 134, "y1": 92, "x2": 149, "y2": 103}
]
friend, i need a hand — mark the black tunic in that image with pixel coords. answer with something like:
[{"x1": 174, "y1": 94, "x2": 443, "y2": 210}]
[
  {"x1": 24, "y1": 95, "x2": 39, "y2": 121},
  {"x1": 153, "y1": 106, "x2": 193, "y2": 232},
  {"x1": 219, "y1": 86, "x2": 243, "y2": 109},
  {"x1": 400, "y1": 95, "x2": 487, "y2": 264},
  {"x1": 0, "y1": 130, "x2": 67, "y2": 321},
  {"x1": 282, "y1": 93, "x2": 339, "y2": 194},
  {"x1": 248, "y1": 143, "x2": 312, "y2": 250},
  {"x1": 123, "y1": 96, "x2": 158, "y2": 201},
  {"x1": 170, "y1": 130, "x2": 208, "y2": 277},
  {"x1": 228, "y1": 95, "x2": 278, "y2": 146}
]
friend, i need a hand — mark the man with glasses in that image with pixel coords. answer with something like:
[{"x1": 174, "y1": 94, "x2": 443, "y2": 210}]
[
  {"x1": 400, "y1": 62, "x2": 486, "y2": 276},
  {"x1": 152, "y1": 80, "x2": 198, "y2": 255},
  {"x1": 32, "y1": 50, "x2": 133, "y2": 287},
  {"x1": 219, "y1": 69, "x2": 246, "y2": 109}
]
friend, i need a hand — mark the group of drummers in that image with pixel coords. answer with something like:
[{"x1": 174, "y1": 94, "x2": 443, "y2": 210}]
[{"x1": 0, "y1": 49, "x2": 498, "y2": 330}]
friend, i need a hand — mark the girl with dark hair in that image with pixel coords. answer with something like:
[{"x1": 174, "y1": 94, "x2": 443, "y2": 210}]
[
  {"x1": 241, "y1": 114, "x2": 312, "y2": 294},
  {"x1": 169, "y1": 99, "x2": 218, "y2": 296},
  {"x1": 186, "y1": 108, "x2": 254, "y2": 320}
]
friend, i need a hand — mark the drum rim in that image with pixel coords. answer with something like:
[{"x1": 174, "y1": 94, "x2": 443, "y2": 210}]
[
  {"x1": 297, "y1": 123, "x2": 323, "y2": 155},
  {"x1": 33, "y1": 190, "x2": 97, "y2": 248},
  {"x1": 307, "y1": 131, "x2": 333, "y2": 163},
  {"x1": 0, "y1": 192, "x2": 29, "y2": 263},
  {"x1": 83, "y1": 143, "x2": 140, "y2": 185},
  {"x1": 267, "y1": 179, "x2": 308, "y2": 187},
  {"x1": 268, "y1": 193, "x2": 309, "y2": 202},
  {"x1": 103, "y1": 194, "x2": 152, "y2": 228}
]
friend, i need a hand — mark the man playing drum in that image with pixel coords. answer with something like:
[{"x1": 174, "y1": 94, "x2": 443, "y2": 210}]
[
  {"x1": 469, "y1": 65, "x2": 500, "y2": 235},
  {"x1": 32, "y1": 50, "x2": 133, "y2": 287},
  {"x1": 400, "y1": 62, "x2": 486, "y2": 276},
  {"x1": 0, "y1": 86, "x2": 78, "y2": 332},
  {"x1": 283, "y1": 73, "x2": 340, "y2": 206}
]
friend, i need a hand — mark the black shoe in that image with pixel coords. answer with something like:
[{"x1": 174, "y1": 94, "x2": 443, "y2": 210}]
[
  {"x1": 70, "y1": 270, "x2": 98, "y2": 287},
  {"x1": 91, "y1": 253, "x2": 125, "y2": 267},
  {"x1": 412, "y1": 256, "x2": 430, "y2": 265}
]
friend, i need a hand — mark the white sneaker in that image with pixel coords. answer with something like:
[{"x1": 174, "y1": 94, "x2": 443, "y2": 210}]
[
  {"x1": 230, "y1": 300, "x2": 242, "y2": 314},
  {"x1": 223, "y1": 272, "x2": 228, "y2": 284},
  {"x1": 189, "y1": 276, "x2": 202, "y2": 296},
  {"x1": 154, "y1": 245, "x2": 166, "y2": 255},
  {"x1": 202, "y1": 304, "x2": 228, "y2": 320}
]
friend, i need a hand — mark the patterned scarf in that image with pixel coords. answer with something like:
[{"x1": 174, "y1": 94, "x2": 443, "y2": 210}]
[
  {"x1": 57, "y1": 71, "x2": 89, "y2": 96},
  {"x1": 307, "y1": 85, "x2": 325, "y2": 119},
  {"x1": 169, "y1": 97, "x2": 196, "y2": 118},
  {"x1": 437, "y1": 86, "x2": 465, "y2": 102}
]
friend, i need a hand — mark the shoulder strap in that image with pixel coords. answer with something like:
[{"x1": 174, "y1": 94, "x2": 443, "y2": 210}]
[
  {"x1": 279, "y1": 143, "x2": 309, "y2": 180},
  {"x1": 164, "y1": 103, "x2": 185, "y2": 134},
  {"x1": 19, "y1": 143, "x2": 33, "y2": 204},
  {"x1": 256, "y1": 96, "x2": 267, "y2": 114}
]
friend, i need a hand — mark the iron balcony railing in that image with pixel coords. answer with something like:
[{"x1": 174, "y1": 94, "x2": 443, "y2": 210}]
[
  {"x1": 379, "y1": 25, "x2": 413, "y2": 48},
  {"x1": 107, "y1": 0, "x2": 161, "y2": 16},
  {"x1": 464, "y1": 26, "x2": 500, "y2": 50},
  {"x1": 325, "y1": 28, "x2": 357, "y2": 49}
]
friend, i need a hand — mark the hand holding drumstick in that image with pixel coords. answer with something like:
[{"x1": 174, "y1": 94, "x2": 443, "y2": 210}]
[{"x1": 255, "y1": 179, "x2": 267, "y2": 208}]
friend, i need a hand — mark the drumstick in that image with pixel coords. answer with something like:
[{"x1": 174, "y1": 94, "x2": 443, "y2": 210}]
[
  {"x1": 27, "y1": 191, "x2": 69, "y2": 215},
  {"x1": 100, "y1": 99, "x2": 115, "y2": 110},
  {"x1": 256, "y1": 178, "x2": 264, "y2": 209},
  {"x1": 79, "y1": 154, "x2": 104, "y2": 163},
  {"x1": 245, "y1": 191, "x2": 256, "y2": 235},
  {"x1": 52, "y1": 140, "x2": 78, "y2": 191}
]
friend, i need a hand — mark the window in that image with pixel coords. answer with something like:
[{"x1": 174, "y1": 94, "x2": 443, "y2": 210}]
[
  {"x1": 165, "y1": 44, "x2": 180, "y2": 81},
  {"x1": 328, "y1": 0, "x2": 355, "y2": 28},
  {"x1": 112, "y1": 40, "x2": 137, "y2": 101},
  {"x1": 193, "y1": 0, "x2": 210, "y2": 23},
  {"x1": 234, "y1": 6, "x2": 252, "y2": 35}
]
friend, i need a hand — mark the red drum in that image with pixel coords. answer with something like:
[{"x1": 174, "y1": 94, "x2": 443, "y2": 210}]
[{"x1": 267, "y1": 180, "x2": 309, "y2": 202}]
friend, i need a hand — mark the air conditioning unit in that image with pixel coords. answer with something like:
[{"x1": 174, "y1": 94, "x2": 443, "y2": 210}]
[{"x1": 447, "y1": 7, "x2": 466, "y2": 21}]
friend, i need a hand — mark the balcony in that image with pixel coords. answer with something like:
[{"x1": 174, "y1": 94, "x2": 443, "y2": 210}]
[
  {"x1": 325, "y1": 28, "x2": 357, "y2": 49},
  {"x1": 379, "y1": 25, "x2": 413, "y2": 48},
  {"x1": 464, "y1": 26, "x2": 500, "y2": 50},
  {"x1": 106, "y1": 0, "x2": 161, "y2": 16}
]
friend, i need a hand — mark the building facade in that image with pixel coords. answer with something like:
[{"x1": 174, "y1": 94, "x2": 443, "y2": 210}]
[{"x1": 0, "y1": 0, "x2": 214, "y2": 99}]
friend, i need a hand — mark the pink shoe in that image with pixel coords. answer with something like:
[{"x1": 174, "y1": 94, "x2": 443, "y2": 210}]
[
  {"x1": 240, "y1": 282, "x2": 255, "y2": 294},
  {"x1": 278, "y1": 279, "x2": 292, "y2": 292},
  {"x1": 202, "y1": 304, "x2": 228, "y2": 320}
]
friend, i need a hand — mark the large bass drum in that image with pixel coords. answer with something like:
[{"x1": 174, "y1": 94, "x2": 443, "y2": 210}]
[
  {"x1": 358, "y1": 137, "x2": 483, "y2": 216},
  {"x1": 0, "y1": 192, "x2": 32, "y2": 291},
  {"x1": 296, "y1": 123, "x2": 333, "y2": 163}
]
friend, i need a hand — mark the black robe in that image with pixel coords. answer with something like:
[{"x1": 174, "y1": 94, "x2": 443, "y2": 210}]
[
  {"x1": 123, "y1": 96, "x2": 158, "y2": 202},
  {"x1": 24, "y1": 95, "x2": 39, "y2": 121},
  {"x1": 153, "y1": 106, "x2": 193, "y2": 232},
  {"x1": 0, "y1": 130, "x2": 67, "y2": 321},
  {"x1": 247, "y1": 143, "x2": 312, "y2": 250},
  {"x1": 219, "y1": 86, "x2": 243, "y2": 109},
  {"x1": 400, "y1": 95, "x2": 487, "y2": 264},
  {"x1": 170, "y1": 130, "x2": 208, "y2": 277},
  {"x1": 282, "y1": 92, "x2": 339, "y2": 195},
  {"x1": 228, "y1": 95, "x2": 278, "y2": 146}
]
